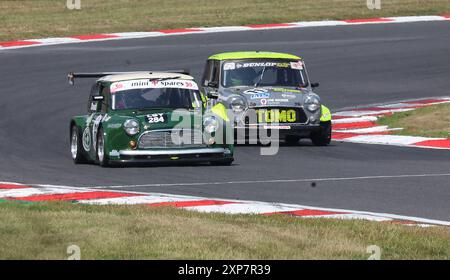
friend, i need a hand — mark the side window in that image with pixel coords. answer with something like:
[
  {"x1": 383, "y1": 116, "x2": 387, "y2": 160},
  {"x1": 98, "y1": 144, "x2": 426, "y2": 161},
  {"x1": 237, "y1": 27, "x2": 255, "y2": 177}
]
[
  {"x1": 201, "y1": 60, "x2": 213, "y2": 86},
  {"x1": 211, "y1": 60, "x2": 220, "y2": 86},
  {"x1": 99, "y1": 86, "x2": 109, "y2": 113},
  {"x1": 87, "y1": 83, "x2": 100, "y2": 113}
]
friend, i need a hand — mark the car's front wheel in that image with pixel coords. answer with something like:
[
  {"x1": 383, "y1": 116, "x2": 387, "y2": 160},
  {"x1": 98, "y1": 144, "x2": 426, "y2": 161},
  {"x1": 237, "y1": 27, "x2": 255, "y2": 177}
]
[
  {"x1": 70, "y1": 125, "x2": 88, "y2": 164},
  {"x1": 311, "y1": 121, "x2": 332, "y2": 146},
  {"x1": 96, "y1": 127, "x2": 110, "y2": 167}
]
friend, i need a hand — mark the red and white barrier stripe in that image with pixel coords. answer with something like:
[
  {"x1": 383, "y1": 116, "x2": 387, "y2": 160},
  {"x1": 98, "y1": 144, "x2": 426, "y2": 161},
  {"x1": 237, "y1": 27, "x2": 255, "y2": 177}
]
[
  {"x1": 0, "y1": 15, "x2": 449, "y2": 50},
  {"x1": 0, "y1": 182, "x2": 447, "y2": 227},
  {"x1": 332, "y1": 97, "x2": 450, "y2": 149}
]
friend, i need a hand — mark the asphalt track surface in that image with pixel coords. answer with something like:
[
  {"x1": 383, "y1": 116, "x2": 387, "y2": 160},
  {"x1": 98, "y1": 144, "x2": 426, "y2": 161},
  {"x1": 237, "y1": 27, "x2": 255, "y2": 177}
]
[{"x1": 1, "y1": 21, "x2": 450, "y2": 220}]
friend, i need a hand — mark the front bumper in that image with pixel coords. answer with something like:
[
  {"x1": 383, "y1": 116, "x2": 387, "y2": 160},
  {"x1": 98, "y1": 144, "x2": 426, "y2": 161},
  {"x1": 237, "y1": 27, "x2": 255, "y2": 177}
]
[
  {"x1": 234, "y1": 123, "x2": 322, "y2": 140},
  {"x1": 109, "y1": 147, "x2": 233, "y2": 163}
]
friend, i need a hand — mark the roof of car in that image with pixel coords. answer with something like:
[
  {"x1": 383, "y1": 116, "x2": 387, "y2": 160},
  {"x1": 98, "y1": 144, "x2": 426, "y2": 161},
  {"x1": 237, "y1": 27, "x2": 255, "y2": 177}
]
[
  {"x1": 98, "y1": 72, "x2": 194, "y2": 83},
  {"x1": 208, "y1": 51, "x2": 301, "y2": 61}
]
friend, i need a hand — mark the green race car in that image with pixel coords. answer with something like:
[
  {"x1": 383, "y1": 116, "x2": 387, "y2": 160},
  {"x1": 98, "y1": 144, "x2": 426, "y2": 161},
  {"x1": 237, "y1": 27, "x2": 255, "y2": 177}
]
[
  {"x1": 68, "y1": 71, "x2": 234, "y2": 167},
  {"x1": 201, "y1": 51, "x2": 332, "y2": 145}
]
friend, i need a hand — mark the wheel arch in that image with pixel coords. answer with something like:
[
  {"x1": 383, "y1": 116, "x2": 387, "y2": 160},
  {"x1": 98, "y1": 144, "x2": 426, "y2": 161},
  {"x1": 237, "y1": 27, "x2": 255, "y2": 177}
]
[{"x1": 320, "y1": 105, "x2": 332, "y2": 122}]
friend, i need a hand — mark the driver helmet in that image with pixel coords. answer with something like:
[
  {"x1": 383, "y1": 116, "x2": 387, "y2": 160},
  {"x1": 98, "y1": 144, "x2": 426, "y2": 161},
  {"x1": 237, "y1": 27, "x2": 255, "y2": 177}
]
[{"x1": 229, "y1": 67, "x2": 258, "y2": 86}]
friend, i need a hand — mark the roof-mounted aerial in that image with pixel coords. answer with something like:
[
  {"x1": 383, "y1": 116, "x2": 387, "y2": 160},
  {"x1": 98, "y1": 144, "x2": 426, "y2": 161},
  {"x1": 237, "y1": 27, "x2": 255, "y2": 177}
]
[{"x1": 67, "y1": 69, "x2": 190, "y2": 85}]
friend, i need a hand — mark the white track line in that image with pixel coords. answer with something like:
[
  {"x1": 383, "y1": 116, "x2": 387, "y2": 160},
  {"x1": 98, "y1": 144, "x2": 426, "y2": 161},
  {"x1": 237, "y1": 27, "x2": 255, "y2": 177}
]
[{"x1": 90, "y1": 173, "x2": 450, "y2": 189}]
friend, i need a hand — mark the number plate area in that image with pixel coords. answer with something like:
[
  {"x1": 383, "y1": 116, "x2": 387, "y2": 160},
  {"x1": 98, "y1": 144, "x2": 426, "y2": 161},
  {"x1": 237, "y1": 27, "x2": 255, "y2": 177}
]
[{"x1": 244, "y1": 108, "x2": 307, "y2": 124}]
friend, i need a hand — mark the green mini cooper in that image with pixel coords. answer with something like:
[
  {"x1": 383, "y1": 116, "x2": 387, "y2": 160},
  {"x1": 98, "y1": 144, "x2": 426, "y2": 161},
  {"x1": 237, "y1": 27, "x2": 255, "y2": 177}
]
[{"x1": 68, "y1": 71, "x2": 234, "y2": 167}]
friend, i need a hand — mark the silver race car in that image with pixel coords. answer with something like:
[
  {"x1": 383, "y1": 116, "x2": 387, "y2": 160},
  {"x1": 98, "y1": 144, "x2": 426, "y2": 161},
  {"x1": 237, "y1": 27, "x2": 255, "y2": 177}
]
[{"x1": 201, "y1": 51, "x2": 332, "y2": 145}]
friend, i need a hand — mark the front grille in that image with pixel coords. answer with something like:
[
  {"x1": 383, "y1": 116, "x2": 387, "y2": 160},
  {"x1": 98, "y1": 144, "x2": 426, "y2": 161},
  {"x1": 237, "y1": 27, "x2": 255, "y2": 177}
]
[
  {"x1": 138, "y1": 130, "x2": 205, "y2": 149},
  {"x1": 244, "y1": 107, "x2": 308, "y2": 124}
]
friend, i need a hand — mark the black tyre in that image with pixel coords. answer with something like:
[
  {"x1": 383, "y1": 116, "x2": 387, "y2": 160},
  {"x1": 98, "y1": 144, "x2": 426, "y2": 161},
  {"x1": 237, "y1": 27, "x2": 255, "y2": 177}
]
[
  {"x1": 285, "y1": 135, "x2": 300, "y2": 145},
  {"x1": 311, "y1": 121, "x2": 331, "y2": 146},
  {"x1": 70, "y1": 125, "x2": 88, "y2": 164},
  {"x1": 96, "y1": 127, "x2": 110, "y2": 167}
]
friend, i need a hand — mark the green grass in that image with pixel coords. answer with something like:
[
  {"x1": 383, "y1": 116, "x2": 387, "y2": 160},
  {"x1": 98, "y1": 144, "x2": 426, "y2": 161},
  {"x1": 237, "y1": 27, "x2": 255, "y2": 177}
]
[
  {"x1": 377, "y1": 103, "x2": 450, "y2": 138},
  {"x1": 1, "y1": 200, "x2": 450, "y2": 259},
  {"x1": 0, "y1": 0, "x2": 449, "y2": 41}
]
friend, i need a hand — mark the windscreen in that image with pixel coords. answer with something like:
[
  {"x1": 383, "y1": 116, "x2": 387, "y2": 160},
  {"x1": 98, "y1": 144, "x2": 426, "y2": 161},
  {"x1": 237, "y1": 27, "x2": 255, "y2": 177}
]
[
  {"x1": 110, "y1": 79, "x2": 202, "y2": 110},
  {"x1": 221, "y1": 60, "x2": 308, "y2": 88}
]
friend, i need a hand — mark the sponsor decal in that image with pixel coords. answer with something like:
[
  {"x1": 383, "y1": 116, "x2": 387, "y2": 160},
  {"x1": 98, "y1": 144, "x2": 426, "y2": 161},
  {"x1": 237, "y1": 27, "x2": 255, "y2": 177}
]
[
  {"x1": 251, "y1": 93, "x2": 270, "y2": 99},
  {"x1": 290, "y1": 61, "x2": 304, "y2": 70},
  {"x1": 110, "y1": 79, "x2": 198, "y2": 93},
  {"x1": 146, "y1": 113, "x2": 166, "y2": 123},
  {"x1": 82, "y1": 127, "x2": 91, "y2": 152},
  {"x1": 281, "y1": 94, "x2": 297, "y2": 99},
  {"x1": 268, "y1": 98, "x2": 289, "y2": 103},
  {"x1": 271, "y1": 88, "x2": 301, "y2": 93},
  {"x1": 85, "y1": 114, "x2": 94, "y2": 125},
  {"x1": 235, "y1": 62, "x2": 291, "y2": 68},
  {"x1": 244, "y1": 88, "x2": 268, "y2": 95},
  {"x1": 263, "y1": 125, "x2": 291, "y2": 130},
  {"x1": 184, "y1": 81, "x2": 195, "y2": 88},
  {"x1": 111, "y1": 82, "x2": 124, "y2": 93},
  {"x1": 102, "y1": 114, "x2": 111, "y2": 122},
  {"x1": 223, "y1": 62, "x2": 236, "y2": 70},
  {"x1": 275, "y1": 62, "x2": 290, "y2": 68},
  {"x1": 260, "y1": 99, "x2": 268, "y2": 106},
  {"x1": 257, "y1": 109, "x2": 297, "y2": 123}
]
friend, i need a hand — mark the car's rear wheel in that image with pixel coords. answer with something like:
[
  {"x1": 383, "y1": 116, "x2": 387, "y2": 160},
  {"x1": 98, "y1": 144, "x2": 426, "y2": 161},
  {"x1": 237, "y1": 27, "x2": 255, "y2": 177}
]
[
  {"x1": 97, "y1": 127, "x2": 110, "y2": 167},
  {"x1": 70, "y1": 125, "x2": 87, "y2": 164},
  {"x1": 311, "y1": 121, "x2": 332, "y2": 146}
]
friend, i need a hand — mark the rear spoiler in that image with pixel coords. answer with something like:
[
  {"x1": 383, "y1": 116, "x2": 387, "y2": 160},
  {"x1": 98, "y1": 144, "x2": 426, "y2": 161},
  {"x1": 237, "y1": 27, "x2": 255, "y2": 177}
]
[{"x1": 67, "y1": 69, "x2": 190, "y2": 85}]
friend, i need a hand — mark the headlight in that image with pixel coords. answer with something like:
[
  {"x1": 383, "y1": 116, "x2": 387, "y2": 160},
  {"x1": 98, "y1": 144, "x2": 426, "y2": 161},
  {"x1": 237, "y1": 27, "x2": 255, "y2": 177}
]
[
  {"x1": 203, "y1": 116, "x2": 219, "y2": 134},
  {"x1": 230, "y1": 96, "x2": 246, "y2": 113},
  {"x1": 123, "y1": 119, "x2": 139, "y2": 136},
  {"x1": 307, "y1": 103, "x2": 320, "y2": 111},
  {"x1": 305, "y1": 95, "x2": 320, "y2": 112}
]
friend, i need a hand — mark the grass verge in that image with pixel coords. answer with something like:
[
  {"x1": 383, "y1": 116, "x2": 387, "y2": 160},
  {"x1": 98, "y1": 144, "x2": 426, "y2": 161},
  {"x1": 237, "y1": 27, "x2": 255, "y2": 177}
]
[
  {"x1": 0, "y1": 0, "x2": 449, "y2": 41},
  {"x1": 0, "y1": 200, "x2": 449, "y2": 259},
  {"x1": 377, "y1": 103, "x2": 450, "y2": 138}
]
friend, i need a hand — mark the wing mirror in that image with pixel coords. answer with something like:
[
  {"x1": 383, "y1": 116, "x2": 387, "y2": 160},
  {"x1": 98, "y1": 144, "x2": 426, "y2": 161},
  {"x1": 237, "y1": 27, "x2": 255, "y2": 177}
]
[
  {"x1": 207, "y1": 81, "x2": 218, "y2": 88},
  {"x1": 207, "y1": 90, "x2": 219, "y2": 99},
  {"x1": 311, "y1": 82, "x2": 320, "y2": 89},
  {"x1": 204, "y1": 81, "x2": 219, "y2": 99}
]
